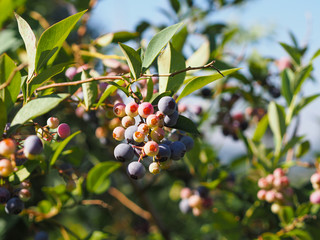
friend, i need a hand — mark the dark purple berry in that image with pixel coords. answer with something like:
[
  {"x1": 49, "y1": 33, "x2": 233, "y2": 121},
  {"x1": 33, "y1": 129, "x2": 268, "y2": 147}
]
[
  {"x1": 0, "y1": 187, "x2": 10, "y2": 204},
  {"x1": 5, "y1": 197, "x2": 24, "y2": 215},
  {"x1": 180, "y1": 136, "x2": 194, "y2": 152},
  {"x1": 34, "y1": 231, "x2": 49, "y2": 240},
  {"x1": 196, "y1": 186, "x2": 209, "y2": 198},
  {"x1": 169, "y1": 141, "x2": 186, "y2": 160},
  {"x1": 158, "y1": 96, "x2": 177, "y2": 115},
  {"x1": 127, "y1": 161, "x2": 146, "y2": 179},
  {"x1": 24, "y1": 135, "x2": 43, "y2": 155},
  {"x1": 114, "y1": 143, "x2": 134, "y2": 162}
]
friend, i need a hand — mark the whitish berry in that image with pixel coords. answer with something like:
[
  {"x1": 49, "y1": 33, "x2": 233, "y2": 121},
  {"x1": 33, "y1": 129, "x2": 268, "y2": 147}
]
[
  {"x1": 146, "y1": 114, "x2": 160, "y2": 128},
  {"x1": 121, "y1": 116, "x2": 135, "y2": 128},
  {"x1": 57, "y1": 123, "x2": 71, "y2": 139},
  {"x1": 0, "y1": 159, "x2": 13, "y2": 177},
  {"x1": 47, "y1": 117, "x2": 59, "y2": 129},
  {"x1": 0, "y1": 139, "x2": 16, "y2": 156},
  {"x1": 271, "y1": 203, "x2": 281, "y2": 214},
  {"x1": 169, "y1": 141, "x2": 186, "y2": 160},
  {"x1": 144, "y1": 141, "x2": 159, "y2": 157},
  {"x1": 179, "y1": 198, "x2": 191, "y2": 214},
  {"x1": 156, "y1": 144, "x2": 171, "y2": 162},
  {"x1": 5, "y1": 197, "x2": 24, "y2": 215},
  {"x1": 127, "y1": 161, "x2": 146, "y2": 179},
  {"x1": 164, "y1": 111, "x2": 179, "y2": 127},
  {"x1": 188, "y1": 195, "x2": 202, "y2": 208},
  {"x1": 113, "y1": 103, "x2": 126, "y2": 117},
  {"x1": 138, "y1": 102, "x2": 154, "y2": 118},
  {"x1": 180, "y1": 136, "x2": 194, "y2": 152},
  {"x1": 265, "y1": 190, "x2": 276, "y2": 203},
  {"x1": 125, "y1": 101, "x2": 139, "y2": 117},
  {"x1": 133, "y1": 131, "x2": 145, "y2": 143},
  {"x1": 114, "y1": 143, "x2": 134, "y2": 162},
  {"x1": 149, "y1": 162, "x2": 160, "y2": 175},
  {"x1": 158, "y1": 96, "x2": 177, "y2": 115}
]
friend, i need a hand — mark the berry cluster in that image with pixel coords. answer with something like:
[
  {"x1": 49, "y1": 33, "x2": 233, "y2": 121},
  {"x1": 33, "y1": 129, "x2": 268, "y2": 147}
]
[
  {"x1": 221, "y1": 112, "x2": 248, "y2": 140},
  {"x1": 112, "y1": 96, "x2": 194, "y2": 179},
  {"x1": 309, "y1": 172, "x2": 320, "y2": 204},
  {"x1": 257, "y1": 168, "x2": 293, "y2": 213},
  {"x1": 0, "y1": 117, "x2": 71, "y2": 215},
  {"x1": 178, "y1": 186, "x2": 213, "y2": 216}
]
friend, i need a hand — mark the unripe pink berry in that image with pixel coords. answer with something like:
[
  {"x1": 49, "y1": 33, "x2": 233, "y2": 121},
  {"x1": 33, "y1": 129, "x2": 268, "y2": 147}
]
[
  {"x1": 138, "y1": 123, "x2": 149, "y2": 135},
  {"x1": 188, "y1": 195, "x2": 202, "y2": 208},
  {"x1": 125, "y1": 102, "x2": 139, "y2": 117},
  {"x1": 113, "y1": 127, "x2": 125, "y2": 141},
  {"x1": 257, "y1": 189, "x2": 267, "y2": 200},
  {"x1": 0, "y1": 159, "x2": 13, "y2": 177},
  {"x1": 265, "y1": 174, "x2": 275, "y2": 185},
  {"x1": 192, "y1": 207, "x2": 203, "y2": 216},
  {"x1": 138, "y1": 102, "x2": 154, "y2": 118},
  {"x1": 95, "y1": 126, "x2": 108, "y2": 139},
  {"x1": 19, "y1": 188, "x2": 31, "y2": 201},
  {"x1": 311, "y1": 172, "x2": 320, "y2": 185},
  {"x1": 265, "y1": 190, "x2": 276, "y2": 203},
  {"x1": 57, "y1": 123, "x2": 71, "y2": 139},
  {"x1": 144, "y1": 141, "x2": 159, "y2": 157},
  {"x1": 275, "y1": 191, "x2": 284, "y2": 202},
  {"x1": 146, "y1": 114, "x2": 160, "y2": 128},
  {"x1": 65, "y1": 67, "x2": 77, "y2": 80},
  {"x1": 121, "y1": 116, "x2": 135, "y2": 128},
  {"x1": 312, "y1": 183, "x2": 320, "y2": 190},
  {"x1": 180, "y1": 187, "x2": 192, "y2": 199},
  {"x1": 149, "y1": 162, "x2": 161, "y2": 175},
  {"x1": 113, "y1": 103, "x2": 126, "y2": 117},
  {"x1": 47, "y1": 117, "x2": 60, "y2": 129},
  {"x1": 0, "y1": 139, "x2": 16, "y2": 156},
  {"x1": 258, "y1": 178, "x2": 269, "y2": 189},
  {"x1": 280, "y1": 176, "x2": 289, "y2": 187},
  {"x1": 273, "y1": 168, "x2": 285, "y2": 178},
  {"x1": 273, "y1": 178, "x2": 282, "y2": 189},
  {"x1": 310, "y1": 190, "x2": 320, "y2": 204},
  {"x1": 275, "y1": 57, "x2": 292, "y2": 71},
  {"x1": 178, "y1": 104, "x2": 187, "y2": 113}
]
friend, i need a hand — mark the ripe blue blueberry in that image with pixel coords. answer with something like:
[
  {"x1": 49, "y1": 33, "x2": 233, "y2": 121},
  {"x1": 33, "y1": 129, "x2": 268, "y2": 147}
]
[
  {"x1": 196, "y1": 186, "x2": 209, "y2": 198},
  {"x1": 179, "y1": 198, "x2": 191, "y2": 214},
  {"x1": 169, "y1": 141, "x2": 186, "y2": 160},
  {"x1": 114, "y1": 143, "x2": 134, "y2": 162},
  {"x1": 5, "y1": 197, "x2": 24, "y2": 215},
  {"x1": 24, "y1": 135, "x2": 43, "y2": 155},
  {"x1": 164, "y1": 111, "x2": 179, "y2": 127},
  {"x1": 124, "y1": 125, "x2": 138, "y2": 144},
  {"x1": 34, "y1": 231, "x2": 49, "y2": 240},
  {"x1": 158, "y1": 96, "x2": 177, "y2": 115},
  {"x1": 160, "y1": 139, "x2": 172, "y2": 146},
  {"x1": 127, "y1": 161, "x2": 146, "y2": 179},
  {"x1": 156, "y1": 144, "x2": 171, "y2": 162},
  {"x1": 180, "y1": 136, "x2": 194, "y2": 152},
  {"x1": 0, "y1": 187, "x2": 10, "y2": 204}
]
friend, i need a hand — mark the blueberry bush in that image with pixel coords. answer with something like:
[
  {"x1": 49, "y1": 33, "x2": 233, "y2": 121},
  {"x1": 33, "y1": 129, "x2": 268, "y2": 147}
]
[{"x1": 1, "y1": 0, "x2": 320, "y2": 239}]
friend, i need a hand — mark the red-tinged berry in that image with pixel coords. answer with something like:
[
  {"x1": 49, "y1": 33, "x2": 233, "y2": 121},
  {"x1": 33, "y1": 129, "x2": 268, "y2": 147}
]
[
  {"x1": 180, "y1": 187, "x2": 192, "y2": 199},
  {"x1": 138, "y1": 123, "x2": 149, "y2": 135},
  {"x1": 310, "y1": 190, "x2": 320, "y2": 204},
  {"x1": 257, "y1": 189, "x2": 267, "y2": 200},
  {"x1": 133, "y1": 131, "x2": 145, "y2": 143},
  {"x1": 265, "y1": 174, "x2": 275, "y2": 185},
  {"x1": 125, "y1": 102, "x2": 139, "y2": 117},
  {"x1": 144, "y1": 141, "x2": 159, "y2": 157},
  {"x1": 188, "y1": 195, "x2": 202, "y2": 208},
  {"x1": 113, "y1": 126, "x2": 125, "y2": 141},
  {"x1": 149, "y1": 162, "x2": 160, "y2": 175},
  {"x1": 150, "y1": 127, "x2": 165, "y2": 142},
  {"x1": 138, "y1": 102, "x2": 154, "y2": 118},
  {"x1": 265, "y1": 190, "x2": 276, "y2": 203},
  {"x1": 146, "y1": 114, "x2": 160, "y2": 128},
  {"x1": 258, "y1": 178, "x2": 269, "y2": 189},
  {"x1": 121, "y1": 116, "x2": 136, "y2": 128},
  {"x1": 0, "y1": 139, "x2": 16, "y2": 156},
  {"x1": 19, "y1": 188, "x2": 31, "y2": 201},
  {"x1": 192, "y1": 207, "x2": 203, "y2": 216},
  {"x1": 65, "y1": 67, "x2": 77, "y2": 80},
  {"x1": 0, "y1": 159, "x2": 13, "y2": 177},
  {"x1": 109, "y1": 118, "x2": 121, "y2": 130},
  {"x1": 95, "y1": 126, "x2": 108, "y2": 139},
  {"x1": 273, "y1": 168, "x2": 285, "y2": 178},
  {"x1": 113, "y1": 103, "x2": 126, "y2": 117},
  {"x1": 47, "y1": 117, "x2": 59, "y2": 129},
  {"x1": 57, "y1": 123, "x2": 71, "y2": 139},
  {"x1": 311, "y1": 172, "x2": 320, "y2": 185}
]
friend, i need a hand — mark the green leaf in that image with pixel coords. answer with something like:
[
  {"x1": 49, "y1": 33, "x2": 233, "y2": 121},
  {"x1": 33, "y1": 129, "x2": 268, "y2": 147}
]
[
  {"x1": 172, "y1": 115, "x2": 200, "y2": 135},
  {"x1": 111, "y1": 31, "x2": 139, "y2": 43},
  {"x1": 0, "y1": 53, "x2": 22, "y2": 112},
  {"x1": 311, "y1": 48, "x2": 320, "y2": 61},
  {"x1": 171, "y1": 26, "x2": 188, "y2": 52},
  {"x1": 28, "y1": 62, "x2": 69, "y2": 97},
  {"x1": 293, "y1": 64, "x2": 313, "y2": 95},
  {"x1": 95, "y1": 80, "x2": 124, "y2": 109},
  {"x1": 158, "y1": 42, "x2": 185, "y2": 94},
  {"x1": 268, "y1": 102, "x2": 286, "y2": 158},
  {"x1": 260, "y1": 233, "x2": 280, "y2": 240},
  {"x1": 176, "y1": 68, "x2": 240, "y2": 102},
  {"x1": 107, "y1": 81, "x2": 129, "y2": 96},
  {"x1": 281, "y1": 68, "x2": 294, "y2": 105},
  {"x1": 280, "y1": 42, "x2": 301, "y2": 65},
  {"x1": 119, "y1": 43, "x2": 142, "y2": 80},
  {"x1": 14, "y1": 13, "x2": 37, "y2": 80},
  {"x1": 86, "y1": 161, "x2": 121, "y2": 194},
  {"x1": 10, "y1": 93, "x2": 69, "y2": 131},
  {"x1": 293, "y1": 94, "x2": 320, "y2": 116},
  {"x1": 296, "y1": 140, "x2": 310, "y2": 158},
  {"x1": 144, "y1": 76, "x2": 154, "y2": 102},
  {"x1": 278, "y1": 206, "x2": 295, "y2": 226},
  {"x1": 252, "y1": 114, "x2": 269, "y2": 142},
  {"x1": 142, "y1": 22, "x2": 184, "y2": 72},
  {"x1": 50, "y1": 131, "x2": 81, "y2": 165},
  {"x1": 169, "y1": 0, "x2": 180, "y2": 13},
  {"x1": 94, "y1": 33, "x2": 113, "y2": 47},
  {"x1": 82, "y1": 71, "x2": 98, "y2": 110},
  {"x1": 35, "y1": 10, "x2": 86, "y2": 72},
  {"x1": 9, "y1": 161, "x2": 39, "y2": 184},
  {"x1": 186, "y1": 39, "x2": 210, "y2": 69},
  {"x1": 0, "y1": 99, "x2": 6, "y2": 136},
  {"x1": 150, "y1": 91, "x2": 172, "y2": 105},
  {"x1": 284, "y1": 229, "x2": 312, "y2": 240},
  {"x1": 281, "y1": 136, "x2": 304, "y2": 157}
]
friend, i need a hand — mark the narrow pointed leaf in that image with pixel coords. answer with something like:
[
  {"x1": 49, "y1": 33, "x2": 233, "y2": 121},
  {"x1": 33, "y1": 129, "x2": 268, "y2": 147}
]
[
  {"x1": 186, "y1": 39, "x2": 210, "y2": 69},
  {"x1": 95, "y1": 80, "x2": 124, "y2": 109},
  {"x1": 35, "y1": 10, "x2": 86, "y2": 72},
  {"x1": 176, "y1": 68, "x2": 240, "y2": 102},
  {"x1": 144, "y1": 76, "x2": 154, "y2": 102},
  {"x1": 280, "y1": 42, "x2": 301, "y2": 65},
  {"x1": 142, "y1": 22, "x2": 183, "y2": 72},
  {"x1": 0, "y1": 99, "x2": 6, "y2": 136},
  {"x1": 293, "y1": 64, "x2": 313, "y2": 95},
  {"x1": 172, "y1": 26, "x2": 188, "y2": 52},
  {"x1": 119, "y1": 43, "x2": 142, "y2": 80},
  {"x1": 252, "y1": 114, "x2": 269, "y2": 142},
  {"x1": 158, "y1": 42, "x2": 185, "y2": 94},
  {"x1": 15, "y1": 13, "x2": 37, "y2": 80},
  {"x1": 172, "y1": 115, "x2": 199, "y2": 135},
  {"x1": 281, "y1": 68, "x2": 293, "y2": 105},
  {"x1": 82, "y1": 71, "x2": 98, "y2": 110}
]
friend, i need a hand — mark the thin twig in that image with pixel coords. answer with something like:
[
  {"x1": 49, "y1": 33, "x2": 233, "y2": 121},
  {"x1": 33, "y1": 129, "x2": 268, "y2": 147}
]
[
  {"x1": 108, "y1": 187, "x2": 152, "y2": 221},
  {"x1": 0, "y1": 63, "x2": 28, "y2": 90},
  {"x1": 81, "y1": 199, "x2": 112, "y2": 209}
]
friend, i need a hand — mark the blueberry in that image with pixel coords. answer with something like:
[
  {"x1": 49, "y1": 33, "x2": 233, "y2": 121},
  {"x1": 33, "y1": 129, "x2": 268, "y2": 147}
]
[
  {"x1": 24, "y1": 135, "x2": 43, "y2": 155},
  {"x1": 114, "y1": 143, "x2": 134, "y2": 162},
  {"x1": 158, "y1": 96, "x2": 177, "y2": 115},
  {"x1": 201, "y1": 87, "x2": 212, "y2": 98},
  {"x1": 196, "y1": 186, "x2": 209, "y2": 198},
  {"x1": 34, "y1": 231, "x2": 49, "y2": 240},
  {"x1": 169, "y1": 141, "x2": 186, "y2": 160},
  {"x1": 127, "y1": 161, "x2": 146, "y2": 179},
  {"x1": 156, "y1": 144, "x2": 171, "y2": 162},
  {"x1": 0, "y1": 187, "x2": 10, "y2": 204},
  {"x1": 160, "y1": 139, "x2": 172, "y2": 146},
  {"x1": 124, "y1": 126, "x2": 138, "y2": 144},
  {"x1": 180, "y1": 136, "x2": 194, "y2": 152},
  {"x1": 164, "y1": 111, "x2": 179, "y2": 127},
  {"x1": 179, "y1": 198, "x2": 191, "y2": 214},
  {"x1": 5, "y1": 197, "x2": 24, "y2": 215}
]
